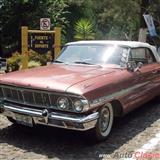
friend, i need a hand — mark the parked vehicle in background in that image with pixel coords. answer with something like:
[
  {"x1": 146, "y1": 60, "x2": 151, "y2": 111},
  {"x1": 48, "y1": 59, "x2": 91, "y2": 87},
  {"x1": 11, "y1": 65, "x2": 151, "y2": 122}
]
[{"x1": 0, "y1": 41, "x2": 160, "y2": 141}]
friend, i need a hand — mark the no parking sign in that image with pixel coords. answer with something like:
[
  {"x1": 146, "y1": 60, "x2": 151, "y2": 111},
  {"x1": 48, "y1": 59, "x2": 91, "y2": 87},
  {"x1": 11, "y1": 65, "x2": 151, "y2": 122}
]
[{"x1": 40, "y1": 18, "x2": 51, "y2": 30}]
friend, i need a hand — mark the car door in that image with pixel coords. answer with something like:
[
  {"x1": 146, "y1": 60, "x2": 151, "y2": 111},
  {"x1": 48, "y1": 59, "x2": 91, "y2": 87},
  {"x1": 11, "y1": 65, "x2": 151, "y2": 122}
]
[
  {"x1": 120, "y1": 47, "x2": 160, "y2": 113},
  {"x1": 138, "y1": 48, "x2": 160, "y2": 96}
]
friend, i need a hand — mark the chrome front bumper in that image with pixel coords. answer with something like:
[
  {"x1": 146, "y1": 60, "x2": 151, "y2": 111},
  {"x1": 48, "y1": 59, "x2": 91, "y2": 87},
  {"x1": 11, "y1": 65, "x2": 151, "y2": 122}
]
[{"x1": 0, "y1": 103, "x2": 99, "y2": 131}]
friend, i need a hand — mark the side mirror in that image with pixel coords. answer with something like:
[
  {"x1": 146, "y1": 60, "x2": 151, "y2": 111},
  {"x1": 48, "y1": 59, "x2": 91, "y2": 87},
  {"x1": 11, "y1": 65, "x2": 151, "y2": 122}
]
[
  {"x1": 127, "y1": 61, "x2": 143, "y2": 72},
  {"x1": 137, "y1": 62, "x2": 143, "y2": 68},
  {"x1": 134, "y1": 62, "x2": 143, "y2": 72},
  {"x1": 126, "y1": 61, "x2": 136, "y2": 72}
]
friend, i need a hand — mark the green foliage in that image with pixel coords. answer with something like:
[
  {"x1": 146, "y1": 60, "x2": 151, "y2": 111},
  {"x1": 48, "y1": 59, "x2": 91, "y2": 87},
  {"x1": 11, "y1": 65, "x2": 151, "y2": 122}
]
[
  {"x1": 0, "y1": 0, "x2": 69, "y2": 54},
  {"x1": 74, "y1": 19, "x2": 95, "y2": 40},
  {"x1": 67, "y1": 0, "x2": 159, "y2": 41},
  {"x1": 7, "y1": 50, "x2": 52, "y2": 72},
  {"x1": 1, "y1": 0, "x2": 160, "y2": 54},
  {"x1": 28, "y1": 50, "x2": 52, "y2": 66},
  {"x1": 7, "y1": 52, "x2": 22, "y2": 71},
  {"x1": 28, "y1": 61, "x2": 41, "y2": 68},
  {"x1": 66, "y1": 0, "x2": 95, "y2": 41},
  {"x1": 95, "y1": 0, "x2": 140, "y2": 40}
]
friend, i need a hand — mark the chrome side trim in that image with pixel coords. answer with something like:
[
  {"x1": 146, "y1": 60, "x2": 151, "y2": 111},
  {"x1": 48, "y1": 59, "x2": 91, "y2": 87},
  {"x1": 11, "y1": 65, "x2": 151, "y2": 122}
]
[{"x1": 90, "y1": 82, "x2": 149, "y2": 107}]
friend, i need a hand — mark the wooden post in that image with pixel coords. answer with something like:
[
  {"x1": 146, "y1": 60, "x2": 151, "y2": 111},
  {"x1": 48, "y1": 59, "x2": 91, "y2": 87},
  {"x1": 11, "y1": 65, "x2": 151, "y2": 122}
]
[
  {"x1": 21, "y1": 26, "x2": 28, "y2": 69},
  {"x1": 54, "y1": 27, "x2": 61, "y2": 59}
]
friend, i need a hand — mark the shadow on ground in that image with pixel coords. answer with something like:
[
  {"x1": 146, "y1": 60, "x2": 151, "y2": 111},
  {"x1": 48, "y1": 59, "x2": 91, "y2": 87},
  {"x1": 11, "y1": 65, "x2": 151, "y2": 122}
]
[{"x1": 0, "y1": 100, "x2": 160, "y2": 160}]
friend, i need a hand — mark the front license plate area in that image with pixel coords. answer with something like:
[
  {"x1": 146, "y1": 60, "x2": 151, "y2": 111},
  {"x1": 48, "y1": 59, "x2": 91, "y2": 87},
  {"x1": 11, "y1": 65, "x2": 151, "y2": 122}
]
[{"x1": 15, "y1": 113, "x2": 33, "y2": 127}]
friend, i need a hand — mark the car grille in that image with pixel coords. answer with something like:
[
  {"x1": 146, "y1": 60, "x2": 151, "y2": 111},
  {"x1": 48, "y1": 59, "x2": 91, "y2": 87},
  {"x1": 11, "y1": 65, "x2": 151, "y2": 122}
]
[{"x1": 0, "y1": 85, "x2": 53, "y2": 108}]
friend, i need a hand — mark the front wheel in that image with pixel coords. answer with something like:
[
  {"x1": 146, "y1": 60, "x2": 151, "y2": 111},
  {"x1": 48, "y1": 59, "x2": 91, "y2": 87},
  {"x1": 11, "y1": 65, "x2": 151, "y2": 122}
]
[{"x1": 92, "y1": 103, "x2": 114, "y2": 141}]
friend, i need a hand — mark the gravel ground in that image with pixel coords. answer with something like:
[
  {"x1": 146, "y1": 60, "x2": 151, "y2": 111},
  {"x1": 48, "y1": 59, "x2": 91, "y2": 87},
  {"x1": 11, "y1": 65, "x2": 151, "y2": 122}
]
[{"x1": 0, "y1": 100, "x2": 160, "y2": 160}]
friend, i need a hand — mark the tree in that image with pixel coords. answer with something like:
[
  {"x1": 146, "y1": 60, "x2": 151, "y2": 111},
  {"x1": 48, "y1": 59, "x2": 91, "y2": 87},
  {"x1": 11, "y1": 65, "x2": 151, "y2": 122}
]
[
  {"x1": 74, "y1": 18, "x2": 95, "y2": 40},
  {"x1": 1, "y1": 0, "x2": 160, "y2": 55},
  {"x1": 94, "y1": 0, "x2": 140, "y2": 40},
  {"x1": 0, "y1": 0, "x2": 69, "y2": 57},
  {"x1": 67, "y1": 0, "x2": 141, "y2": 41},
  {"x1": 65, "y1": 0, "x2": 95, "y2": 41}
]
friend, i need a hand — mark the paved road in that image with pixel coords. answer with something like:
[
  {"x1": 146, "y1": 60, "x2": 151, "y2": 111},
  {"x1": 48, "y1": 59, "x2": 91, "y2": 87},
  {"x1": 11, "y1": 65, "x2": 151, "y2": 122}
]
[{"x1": 0, "y1": 100, "x2": 160, "y2": 160}]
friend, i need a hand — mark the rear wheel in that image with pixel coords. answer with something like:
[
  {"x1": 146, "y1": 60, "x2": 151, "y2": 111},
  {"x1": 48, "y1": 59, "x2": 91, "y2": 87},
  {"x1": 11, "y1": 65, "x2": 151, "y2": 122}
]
[{"x1": 91, "y1": 103, "x2": 114, "y2": 141}]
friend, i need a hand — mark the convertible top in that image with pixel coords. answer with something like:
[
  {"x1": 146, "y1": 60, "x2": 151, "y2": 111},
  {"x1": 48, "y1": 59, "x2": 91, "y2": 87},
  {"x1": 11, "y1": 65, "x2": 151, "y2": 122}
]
[
  {"x1": 67, "y1": 40, "x2": 151, "y2": 48},
  {"x1": 67, "y1": 40, "x2": 160, "y2": 63}
]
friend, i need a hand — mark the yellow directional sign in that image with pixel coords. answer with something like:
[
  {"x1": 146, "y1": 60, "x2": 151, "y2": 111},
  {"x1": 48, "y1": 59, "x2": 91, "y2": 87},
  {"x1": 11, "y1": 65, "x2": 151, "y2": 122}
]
[{"x1": 21, "y1": 26, "x2": 61, "y2": 69}]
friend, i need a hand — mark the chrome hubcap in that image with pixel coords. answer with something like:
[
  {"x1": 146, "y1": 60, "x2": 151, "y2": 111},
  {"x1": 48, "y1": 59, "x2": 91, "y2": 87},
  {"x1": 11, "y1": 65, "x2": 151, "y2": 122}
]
[{"x1": 100, "y1": 108, "x2": 110, "y2": 132}]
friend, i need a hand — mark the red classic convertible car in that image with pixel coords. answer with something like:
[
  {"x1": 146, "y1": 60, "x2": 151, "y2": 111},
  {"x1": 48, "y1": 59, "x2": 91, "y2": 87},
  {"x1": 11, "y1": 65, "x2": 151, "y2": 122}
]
[{"x1": 0, "y1": 41, "x2": 160, "y2": 141}]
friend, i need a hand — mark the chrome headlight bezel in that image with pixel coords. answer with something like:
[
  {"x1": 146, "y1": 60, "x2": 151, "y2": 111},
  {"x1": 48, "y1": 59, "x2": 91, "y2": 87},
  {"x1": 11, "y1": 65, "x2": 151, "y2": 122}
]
[
  {"x1": 56, "y1": 95, "x2": 90, "y2": 112},
  {"x1": 73, "y1": 100, "x2": 84, "y2": 112},
  {"x1": 73, "y1": 99, "x2": 89, "y2": 112},
  {"x1": 57, "y1": 97, "x2": 70, "y2": 110}
]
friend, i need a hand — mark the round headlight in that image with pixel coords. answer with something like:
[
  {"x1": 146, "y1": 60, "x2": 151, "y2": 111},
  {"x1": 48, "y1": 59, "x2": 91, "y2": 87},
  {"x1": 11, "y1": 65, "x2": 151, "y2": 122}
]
[
  {"x1": 74, "y1": 100, "x2": 84, "y2": 112},
  {"x1": 57, "y1": 97, "x2": 69, "y2": 110}
]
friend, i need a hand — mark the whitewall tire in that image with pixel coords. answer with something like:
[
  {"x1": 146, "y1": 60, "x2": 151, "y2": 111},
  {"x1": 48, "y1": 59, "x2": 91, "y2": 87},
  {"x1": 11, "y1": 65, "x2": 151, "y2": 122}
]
[{"x1": 92, "y1": 103, "x2": 114, "y2": 141}]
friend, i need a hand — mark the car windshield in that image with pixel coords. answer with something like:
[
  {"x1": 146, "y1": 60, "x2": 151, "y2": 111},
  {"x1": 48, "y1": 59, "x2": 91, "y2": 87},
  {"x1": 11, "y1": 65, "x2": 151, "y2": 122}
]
[{"x1": 56, "y1": 44, "x2": 129, "y2": 66}]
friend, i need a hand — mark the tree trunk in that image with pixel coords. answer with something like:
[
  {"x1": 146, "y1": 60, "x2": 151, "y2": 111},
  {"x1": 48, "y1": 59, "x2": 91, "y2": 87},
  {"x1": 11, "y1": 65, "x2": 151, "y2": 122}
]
[{"x1": 140, "y1": 0, "x2": 150, "y2": 28}]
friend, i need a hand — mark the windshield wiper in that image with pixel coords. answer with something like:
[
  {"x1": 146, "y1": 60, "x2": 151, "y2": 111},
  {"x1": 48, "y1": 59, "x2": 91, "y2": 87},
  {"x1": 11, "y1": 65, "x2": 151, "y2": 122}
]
[
  {"x1": 53, "y1": 60, "x2": 64, "y2": 63},
  {"x1": 74, "y1": 61, "x2": 94, "y2": 65}
]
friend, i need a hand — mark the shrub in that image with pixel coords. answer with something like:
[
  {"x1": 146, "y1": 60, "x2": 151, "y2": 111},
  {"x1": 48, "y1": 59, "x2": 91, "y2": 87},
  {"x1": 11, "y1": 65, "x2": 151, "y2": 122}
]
[
  {"x1": 28, "y1": 50, "x2": 52, "y2": 66},
  {"x1": 7, "y1": 52, "x2": 22, "y2": 72},
  {"x1": 74, "y1": 18, "x2": 95, "y2": 40},
  {"x1": 28, "y1": 61, "x2": 41, "y2": 68},
  {"x1": 7, "y1": 50, "x2": 53, "y2": 72}
]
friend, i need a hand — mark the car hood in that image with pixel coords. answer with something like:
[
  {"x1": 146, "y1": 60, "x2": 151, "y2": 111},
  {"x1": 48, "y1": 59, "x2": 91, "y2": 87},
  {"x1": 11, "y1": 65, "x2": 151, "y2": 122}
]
[{"x1": 0, "y1": 64, "x2": 116, "y2": 92}]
